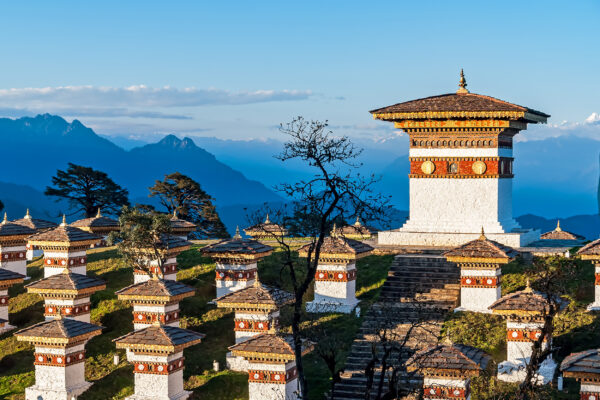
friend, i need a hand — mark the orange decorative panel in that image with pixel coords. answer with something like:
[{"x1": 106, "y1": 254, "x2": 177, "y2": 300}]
[
  {"x1": 134, "y1": 357, "x2": 184, "y2": 375},
  {"x1": 234, "y1": 319, "x2": 273, "y2": 332},
  {"x1": 422, "y1": 386, "x2": 468, "y2": 399},
  {"x1": 315, "y1": 270, "x2": 357, "y2": 282},
  {"x1": 461, "y1": 276, "x2": 499, "y2": 288},
  {"x1": 215, "y1": 269, "x2": 257, "y2": 281},
  {"x1": 248, "y1": 367, "x2": 298, "y2": 384},
  {"x1": 34, "y1": 351, "x2": 85, "y2": 366},
  {"x1": 133, "y1": 310, "x2": 180, "y2": 324},
  {"x1": 45, "y1": 303, "x2": 91, "y2": 317},
  {"x1": 507, "y1": 329, "x2": 545, "y2": 342},
  {"x1": 0, "y1": 251, "x2": 26, "y2": 261},
  {"x1": 44, "y1": 256, "x2": 87, "y2": 267}
]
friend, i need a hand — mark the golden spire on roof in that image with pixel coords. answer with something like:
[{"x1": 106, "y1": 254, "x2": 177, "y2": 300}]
[
  {"x1": 331, "y1": 223, "x2": 338, "y2": 237},
  {"x1": 60, "y1": 214, "x2": 67, "y2": 227},
  {"x1": 25, "y1": 208, "x2": 31, "y2": 219},
  {"x1": 173, "y1": 209, "x2": 178, "y2": 218},
  {"x1": 96, "y1": 208, "x2": 102, "y2": 218},
  {"x1": 1, "y1": 212, "x2": 7, "y2": 225},
  {"x1": 457, "y1": 69, "x2": 469, "y2": 94},
  {"x1": 265, "y1": 213, "x2": 271, "y2": 224},
  {"x1": 479, "y1": 227, "x2": 486, "y2": 240},
  {"x1": 354, "y1": 216, "x2": 362, "y2": 227},
  {"x1": 61, "y1": 268, "x2": 70, "y2": 274},
  {"x1": 524, "y1": 278, "x2": 533, "y2": 293},
  {"x1": 555, "y1": 220, "x2": 562, "y2": 232},
  {"x1": 441, "y1": 335, "x2": 454, "y2": 346},
  {"x1": 234, "y1": 226, "x2": 242, "y2": 239}
]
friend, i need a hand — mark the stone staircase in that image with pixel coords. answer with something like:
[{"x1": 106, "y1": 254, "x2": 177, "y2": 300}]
[{"x1": 330, "y1": 255, "x2": 460, "y2": 400}]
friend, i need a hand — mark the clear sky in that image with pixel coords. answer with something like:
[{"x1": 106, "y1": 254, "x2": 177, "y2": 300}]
[{"x1": 0, "y1": 0, "x2": 598, "y2": 142}]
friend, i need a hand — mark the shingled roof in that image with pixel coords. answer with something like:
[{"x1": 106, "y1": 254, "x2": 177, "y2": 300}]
[
  {"x1": 0, "y1": 213, "x2": 36, "y2": 237},
  {"x1": 215, "y1": 282, "x2": 294, "y2": 310},
  {"x1": 116, "y1": 278, "x2": 195, "y2": 301},
  {"x1": 0, "y1": 268, "x2": 25, "y2": 287},
  {"x1": 70, "y1": 209, "x2": 119, "y2": 231},
  {"x1": 335, "y1": 217, "x2": 377, "y2": 239},
  {"x1": 444, "y1": 232, "x2": 518, "y2": 263},
  {"x1": 560, "y1": 349, "x2": 600, "y2": 377},
  {"x1": 577, "y1": 238, "x2": 600, "y2": 259},
  {"x1": 15, "y1": 318, "x2": 103, "y2": 342},
  {"x1": 201, "y1": 230, "x2": 273, "y2": 257},
  {"x1": 540, "y1": 221, "x2": 584, "y2": 241},
  {"x1": 27, "y1": 216, "x2": 101, "y2": 245},
  {"x1": 489, "y1": 281, "x2": 561, "y2": 314},
  {"x1": 297, "y1": 234, "x2": 374, "y2": 259},
  {"x1": 25, "y1": 271, "x2": 106, "y2": 295},
  {"x1": 169, "y1": 211, "x2": 196, "y2": 231},
  {"x1": 114, "y1": 325, "x2": 205, "y2": 352},
  {"x1": 11, "y1": 209, "x2": 57, "y2": 231},
  {"x1": 407, "y1": 344, "x2": 491, "y2": 377},
  {"x1": 229, "y1": 333, "x2": 307, "y2": 362},
  {"x1": 244, "y1": 214, "x2": 288, "y2": 238}
]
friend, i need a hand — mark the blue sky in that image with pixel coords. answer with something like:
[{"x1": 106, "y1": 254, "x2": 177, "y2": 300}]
[{"x1": 0, "y1": 1, "x2": 598, "y2": 142}]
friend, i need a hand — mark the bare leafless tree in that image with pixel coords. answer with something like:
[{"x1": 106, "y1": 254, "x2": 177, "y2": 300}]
[{"x1": 247, "y1": 117, "x2": 390, "y2": 396}]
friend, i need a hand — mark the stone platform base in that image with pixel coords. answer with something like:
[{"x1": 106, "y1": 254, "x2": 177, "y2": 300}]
[
  {"x1": 378, "y1": 229, "x2": 540, "y2": 248},
  {"x1": 497, "y1": 358, "x2": 556, "y2": 384},
  {"x1": 126, "y1": 391, "x2": 191, "y2": 400},
  {"x1": 0, "y1": 323, "x2": 17, "y2": 334},
  {"x1": 226, "y1": 352, "x2": 249, "y2": 372},
  {"x1": 454, "y1": 307, "x2": 493, "y2": 314},
  {"x1": 25, "y1": 381, "x2": 93, "y2": 400},
  {"x1": 587, "y1": 302, "x2": 600, "y2": 311},
  {"x1": 305, "y1": 300, "x2": 360, "y2": 315}
]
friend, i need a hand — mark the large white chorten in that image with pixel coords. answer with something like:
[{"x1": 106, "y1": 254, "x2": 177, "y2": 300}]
[{"x1": 372, "y1": 71, "x2": 549, "y2": 247}]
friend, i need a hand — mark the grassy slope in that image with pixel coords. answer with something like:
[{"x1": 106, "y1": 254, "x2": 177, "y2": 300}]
[
  {"x1": 441, "y1": 256, "x2": 598, "y2": 399},
  {"x1": 0, "y1": 247, "x2": 393, "y2": 400}
]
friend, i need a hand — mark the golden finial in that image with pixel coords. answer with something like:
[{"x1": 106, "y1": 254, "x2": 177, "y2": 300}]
[
  {"x1": 441, "y1": 335, "x2": 454, "y2": 346},
  {"x1": 354, "y1": 216, "x2": 362, "y2": 227},
  {"x1": 55, "y1": 311, "x2": 63, "y2": 320},
  {"x1": 96, "y1": 208, "x2": 102, "y2": 218},
  {"x1": 457, "y1": 69, "x2": 469, "y2": 94},
  {"x1": 234, "y1": 226, "x2": 242, "y2": 239},
  {"x1": 555, "y1": 220, "x2": 562, "y2": 232},
  {"x1": 265, "y1": 213, "x2": 271, "y2": 224},
  {"x1": 524, "y1": 278, "x2": 533, "y2": 293},
  {"x1": 331, "y1": 223, "x2": 338, "y2": 237},
  {"x1": 61, "y1": 268, "x2": 70, "y2": 274},
  {"x1": 1, "y1": 212, "x2": 7, "y2": 224},
  {"x1": 25, "y1": 208, "x2": 31, "y2": 219},
  {"x1": 60, "y1": 214, "x2": 67, "y2": 227},
  {"x1": 479, "y1": 227, "x2": 486, "y2": 240},
  {"x1": 173, "y1": 209, "x2": 178, "y2": 218}
]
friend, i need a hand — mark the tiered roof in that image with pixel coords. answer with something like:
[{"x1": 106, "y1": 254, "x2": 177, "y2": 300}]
[
  {"x1": 335, "y1": 217, "x2": 377, "y2": 240},
  {"x1": 407, "y1": 343, "x2": 491, "y2": 377},
  {"x1": 0, "y1": 213, "x2": 36, "y2": 239},
  {"x1": 201, "y1": 228, "x2": 273, "y2": 260},
  {"x1": 577, "y1": 238, "x2": 600, "y2": 260},
  {"x1": 229, "y1": 333, "x2": 310, "y2": 362},
  {"x1": 560, "y1": 349, "x2": 600, "y2": 379},
  {"x1": 540, "y1": 220, "x2": 584, "y2": 241},
  {"x1": 25, "y1": 270, "x2": 106, "y2": 297},
  {"x1": 169, "y1": 211, "x2": 196, "y2": 236},
  {"x1": 244, "y1": 214, "x2": 288, "y2": 238},
  {"x1": 297, "y1": 231, "x2": 374, "y2": 261},
  {"x1": 27, "y1": 216, "x2": 101, "y2": 247},
  {"x1": 370, "y1": 73, "x2": 549, "y2": 124},
  {"x1": 444, "y1": 231, "x2": 519, "y2": 263},
  {"x1": 116, "y1": 277, "x2": 195, "y2": 303},
  {"x1": 215, "y1": 281, "x2": 294, "y2": 311},
  {"x1": 114, "y1": 325, "x2": 205, "y2": 353},
  {"x1": 15, "y1": 318, "x2": 103, "y2": 344},
  {"x1": 11, "y1": 209, "x2": 57, "y2": 231},
  {"x1": 70, "y1": 209, "x2": 120, "y2": 234},
  {"x1": 0, "y1": 268, "x2": 25, "y2": 289}
]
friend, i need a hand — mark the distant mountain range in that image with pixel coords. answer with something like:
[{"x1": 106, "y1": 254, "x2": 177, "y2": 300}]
[{"x1": 0, "y1": 114, "x2": 598, "y2": 237}]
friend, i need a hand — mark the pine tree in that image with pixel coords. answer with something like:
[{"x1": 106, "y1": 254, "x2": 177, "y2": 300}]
[
  {"x1": 149, "y1": 172, "x2": 229, "y2": 239},
  {"x1": 45, "y1": 163, "x2": 130, "y2": 217}
]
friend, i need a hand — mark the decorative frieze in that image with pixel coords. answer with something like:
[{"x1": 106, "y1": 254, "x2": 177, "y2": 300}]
[
  {"x1": 423, "y1": 385, "x2": 469, "y2": 399},
  {"x1": 215, "y1": 268, "x2": 257, "y2": 281},
  {"x1": 248, "y1": 366, "x2": 298, "y2": 384},
  {"x1": 133, "y1": 357, "x2": 185, "y2": 375},
  {"x1": 34, "y1": 350, "x2": 86, "y2": 366},
  {"x1": 314, "y1": 269, "x2": 357, "y2": 282}
]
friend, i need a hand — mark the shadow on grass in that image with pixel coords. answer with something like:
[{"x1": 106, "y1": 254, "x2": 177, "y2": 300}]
[{"x1": 79, "y1": 365, "x2": 134, "y2": 400}]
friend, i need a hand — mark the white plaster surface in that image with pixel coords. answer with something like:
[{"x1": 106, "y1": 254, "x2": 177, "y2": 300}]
[
  {"x1": 216, "y1": 279, "x2": 255, "y2": 298},
  {"x1": 26, "y1": 249, "x2": 43, "y2": 261},
  {"x1": 129, "y1": 369, "x2": 190, "y2": 400},
  {"x1": 580, "y1": 383, "x2": 600, "y2": 393},
  {"x1": 460, "y1": 268, "x2": 500, "y2": 277},
  {"x1": 459, "y1": 287, "x2": 500, "y2": 313},
  {"x1": 497, "y1": 357, "x2": 556, "y2": 384},
  {"x1": 378, "y1": 229, "x2": 539, "y2": 248},
  {"x1": 1, "y1": 260, "x2": 27, "y2": 276},
  {"x1": 226, "y1": 352, "x2": 250, "y2": 372},
  {"x1": 134, "y1": 304, "x2": 178, "y2": 313},
  {"x1": 134, "y1": 320, "x2": 179, "y2": 330},
  {"x1": 34, "y1": 363, "x2": 86, "y2": 390},
  {"x1": 44, "y1": 265, "x2": 86, "y2": 278},
  {"x1": 25, "y1": 381, "x2": 93, "y2": 400}
]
